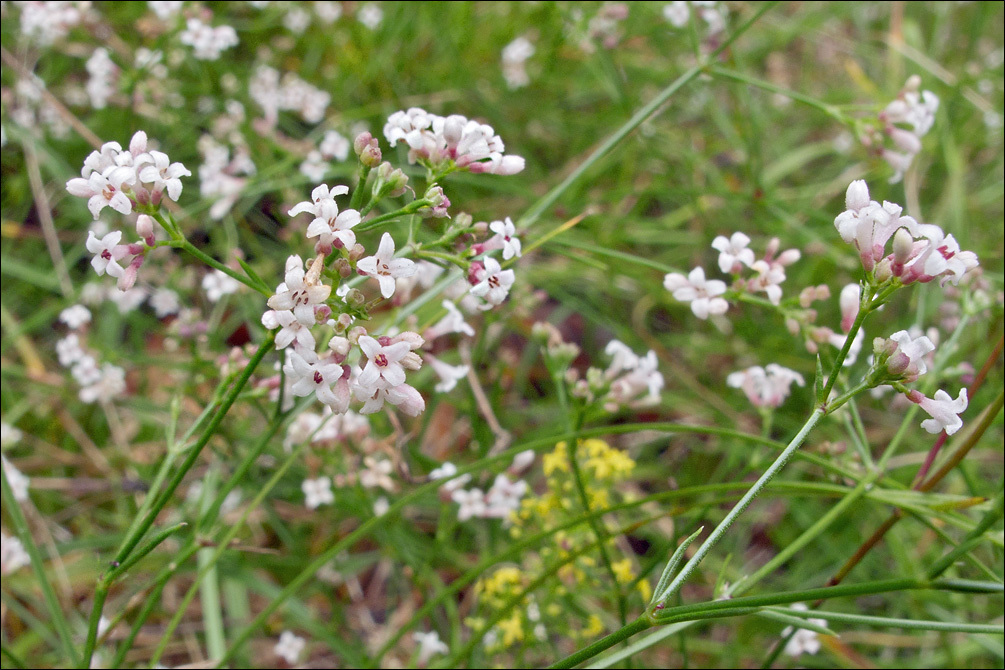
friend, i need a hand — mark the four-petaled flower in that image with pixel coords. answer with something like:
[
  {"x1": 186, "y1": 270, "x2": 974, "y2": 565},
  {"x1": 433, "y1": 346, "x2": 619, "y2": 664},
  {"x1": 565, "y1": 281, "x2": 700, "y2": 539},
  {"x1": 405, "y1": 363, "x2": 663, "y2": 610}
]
[
  {"x1": 268, "y1": 255, "x2": 332, "y2": 326},
  {"x1": 663, "y1": 267, "x2": 728, "y2": 319},
  {"x1": 284, "y1": 349, "x2": 346, "y2": 408},
  {"x1": 469, "y1": 257, "x2": 515, "y2": 308},
  {"x1": 356, "y1": 232, "x2": 416, "y2": 299},
  {"x1": 85, "y1": 230, "x2": 128, "y2": 278}
]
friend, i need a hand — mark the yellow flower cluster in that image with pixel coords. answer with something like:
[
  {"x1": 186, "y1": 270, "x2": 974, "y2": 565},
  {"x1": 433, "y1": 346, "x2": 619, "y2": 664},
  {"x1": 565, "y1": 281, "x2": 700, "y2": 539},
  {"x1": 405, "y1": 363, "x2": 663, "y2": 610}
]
[{"x1": 467, "y1": 440, "x2": 649, "y2": 657}]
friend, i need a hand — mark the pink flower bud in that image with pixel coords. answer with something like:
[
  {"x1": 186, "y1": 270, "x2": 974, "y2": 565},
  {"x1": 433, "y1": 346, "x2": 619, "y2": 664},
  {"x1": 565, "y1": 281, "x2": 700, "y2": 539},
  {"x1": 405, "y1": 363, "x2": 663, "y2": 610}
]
[{"x1": 845, "y1": 179, "x2": 871, "y2": 212}]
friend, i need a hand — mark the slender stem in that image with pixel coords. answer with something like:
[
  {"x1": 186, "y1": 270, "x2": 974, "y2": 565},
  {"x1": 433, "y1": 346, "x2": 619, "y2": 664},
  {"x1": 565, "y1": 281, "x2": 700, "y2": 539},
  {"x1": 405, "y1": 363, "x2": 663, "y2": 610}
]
[
  {"x1": 166, "y1": 238, "x2": 270, "y2": 296},
  {"x1": 548, "y1": 617, "x2": 653, "y2": 669},
  {"x1": 820, "y1": 285, "x2": 873, "y2": 403},
  {"x1": 349, "y1": 163, "x2": 372, "y2": 210},
  {"x1": 100, "y1": 333, "x2": 274, "y2": 578},
  {"x1": 1, "y1": 465, "x2": 80, "y2": 666},
  {"x1": 355, "y1": 200, "x2": 432, "y2": 233},
  {"x1": 657, "y1": 408, "x2": 825, "y2": 603}
]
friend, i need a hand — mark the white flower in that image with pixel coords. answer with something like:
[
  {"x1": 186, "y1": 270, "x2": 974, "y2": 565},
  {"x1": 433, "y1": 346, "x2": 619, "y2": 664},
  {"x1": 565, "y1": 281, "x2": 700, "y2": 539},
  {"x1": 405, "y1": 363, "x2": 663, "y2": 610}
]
[
  {"x1": 1, "y1": 531, "x2": 30, "y2": 575},
  {"x1": 373, "y1": 496, "x2": 390, "y2": 516},
  {"x1": 179, "y1": 18, "x2": 239, "y2": 61},
  {"x1": 469, "y1": 257, "x2": 515, "y2": 308},
  {"x1": 727, "y1": 364, "x2": 805, "y2": 409},
  {"x1": 302, "y1": 476, "x2": 334, "y2": 509},
  {"x1": 137, "y1": 150, "x2": 191, "y2": 201},
  {"x1": 291, "y1": 184, "x2": 360, "y2": 251},
  {"x1": 284, "y1": 350, "x2": 347, "y2": 409},
  {"x1": 663, "y1": 267, "x2": 729, "y2": 319},
  {"x1": 150, "y1": 288, "x2": 180, "y2": 317},
  {"x1": 274, "y1": 631, "x2": 305, "y2": 664},
  {"x1": 357, "y1": 3, "x2": 383, "y2": 29},
  {"x1": 429, "y1": 461, "x2": 471, "y2": 494},
  {"x1": 606, "y1": 350, "x2": 664, "y2": 409},
  {"x1": 148, "y1": 1, "x2": 184, "y2": 21},
  {"x1": 413, "y1": 630, "x2": 449, "y2": 665},
  {"x1": 357, "y1": 383, "x2": 425, "y2": 416},
  {"x1": 885, "y1": 330, "x2": 935, "y2": 381},
  {"x1": 359, "y1": 456, "x2": 395, "y2": 491},
  {"x1": 426, "y1": 354, "x2": 469, "y2": 393},
  {"x1": 912, "y1": 388, "x2": 968, "y2": 436},
  {"x1": 267, "y1": 255, "x2": 331, "y2": 325},
  {"x1": 356, "y1": 233, "x2": 416, "y2": 299},
  {"x1": 1, "y1": 456, "x2": 30, "y2": 502},
  {"x1": 79, "y1": 363, "x2": 127, "y2": 404},
  {"x1": 424, "y1": 300, "x2": 475, "y2": 340},
  {"x1": 56, "y1": 333, "x2": 86, "y2": 366},
  {"x1": 202, "y1": 270, "x2": 241, "y2": 303},
  {"x1": 452, "y1": 487, "x2": 487, "y2": 520},
  {"x1": 263, "y1": 309, "x2": 316, "y2": 351},
  {"x1": 85, "y1": 230, "x2": 127, "y2": 278},
  {"x1": 319, "y1": 130, "x2": 350, "y2": 161},
  {"x1": 299, "y1": 150, "x2": 330, "y2": 183},
  {"x1": 663, "y1": 1, "x2": 690, "y2": 27},
  {"x1": 67, "y1": 167, "x2": 136, "y2": 220},
  {"x1": 357, "y1": 335, "x2": 412, "y2": 393},
  {"x1": 0, "y1": 423, "x2": 23, "y2": 448},
  {"x1": 782, "y1": 604, "x2": 827, "y2": 656},
  {"x1": 484, "y1": 474, "x2": 528, "y2": 519},
  {"x1": 488, "y1": 217, "x2": 522, "y2": 260},
  {"x1": 711, "y1": 232, "x2": 754, "y2": 274},
  {"x1": 60, "y1": 304, "x2": 92, "y2": 329}
]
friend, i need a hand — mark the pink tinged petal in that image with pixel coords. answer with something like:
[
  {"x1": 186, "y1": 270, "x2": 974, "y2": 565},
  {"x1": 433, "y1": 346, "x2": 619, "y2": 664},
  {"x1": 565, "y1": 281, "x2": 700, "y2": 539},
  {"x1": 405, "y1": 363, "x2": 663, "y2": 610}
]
[
  {"x1": 315, "y1": 384, "x2": 338, "y2": 406},
  {"x1": 386, "y1": 383, "x2": 425, "y2": 416},
  {"x1": 334, "y1": 230, "x2": 356, "y2": 248}
]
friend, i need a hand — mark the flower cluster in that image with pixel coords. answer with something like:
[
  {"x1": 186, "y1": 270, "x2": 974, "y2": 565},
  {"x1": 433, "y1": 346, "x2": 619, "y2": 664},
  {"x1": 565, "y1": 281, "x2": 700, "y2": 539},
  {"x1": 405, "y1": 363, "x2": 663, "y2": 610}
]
[
  {"x1": 178, "y1": 17, "x2": 239, "y2": 61},
  {"x1": 835, "y1": 180, "x2": 978, "y2": 285},
  {"x1": 55, "y1": 304, "x2": 127, "y2": 404},
  {"x1": 383, "y1": 108, "x2": 526, "y2": 176},
  {"x1": 65, "y1": 132, "x2": 191, "y2": 290},
  {"x1": 861, "y1": 76, "x2": 940, "y2": 183},
  {"x1": 501, "y1": 36, "x2": 535, "y2": 89},
  {"x1": 664, "y1": 232, "x2": 800, "y2": 318}
]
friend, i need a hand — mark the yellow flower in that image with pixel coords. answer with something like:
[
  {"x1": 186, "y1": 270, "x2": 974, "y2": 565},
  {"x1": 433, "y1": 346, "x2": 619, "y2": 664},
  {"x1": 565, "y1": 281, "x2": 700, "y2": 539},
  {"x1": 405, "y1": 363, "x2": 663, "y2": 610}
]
[
  {"x1": 497, "y1": 612, "x2": 525, "y2": 647},
  {"x1": 543, "y1": 442, "x2": 570, "y2": 476},
  {"x1": 611, "y1": 558, "x2": 635, "y2": 584},
  {"x1": 637, "y1": 579, "x2": 652, "y2": 603},
  {"x1": 580, "y1": 614, "x2": 604, "y2": 638}
]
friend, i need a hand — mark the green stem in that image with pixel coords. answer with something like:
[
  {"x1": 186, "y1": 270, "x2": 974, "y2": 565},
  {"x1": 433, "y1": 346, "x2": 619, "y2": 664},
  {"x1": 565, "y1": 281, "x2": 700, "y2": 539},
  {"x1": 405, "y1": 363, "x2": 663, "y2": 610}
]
[
  {"x1": 1, "y1": 461, "x2": 80, "y2": 667},
  {"x1": 349, "y1": 163, "x2": 373, "y2": 210},
  {"x1": 167, "y1": 238, "x2": 270, "y2": 296},
  {"x1": 657, "y1": 408, "x2": 825, "y2": 603},
  {"x1": 548, "y1": 617, "x2": 653, "y2": 669},
  {"x1": 355, "y1": 200, "x2": 432, "y2": 233}
]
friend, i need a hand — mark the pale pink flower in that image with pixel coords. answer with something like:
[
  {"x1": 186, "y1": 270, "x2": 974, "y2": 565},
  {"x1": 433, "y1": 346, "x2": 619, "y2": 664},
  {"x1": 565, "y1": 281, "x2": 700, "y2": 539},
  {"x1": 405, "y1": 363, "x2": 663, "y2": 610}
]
[
  {"x1": 711, "y1": 232, "x2": 754, "y2": 274},
  {"x1": 911, "y1": 388, "x2": 968, "y2": 435},
  {"x1": 268, "y1": 255, "x2": 332, "y2": 326},
  {"x1": 67, "y1": 166, "x2": 136, "y2": 219},
  {"x1": 85, "y1": 230, "x2": 128, "y2": 278},
  {"x1": 136, "y1": 150, "x2": 191, "y2": 201},
  {"x1": 469, "y1": 257, "x2": 515, "y2": 308},
  {"x1": 663, "y1": 267, "x2": 728, "y2": 319},
  {"x1": 284, "y1": 349, "x2": 346, "y2": 408}
]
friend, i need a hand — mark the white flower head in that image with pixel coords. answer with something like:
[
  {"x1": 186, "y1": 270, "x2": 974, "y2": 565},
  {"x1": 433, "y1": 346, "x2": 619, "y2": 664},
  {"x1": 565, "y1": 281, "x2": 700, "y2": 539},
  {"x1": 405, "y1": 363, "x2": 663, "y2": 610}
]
[
  {"x1": 781, "y1": 604, "x2": 827, "y2": 656},
  {"x1": 912, "y1": 388, "x2": 968, "y2": 436},
  {"x1": 274, "y1": 630, "x2": 306, "y2": 664},
  {"x1": 663, "y1": 267, "x2": 729, "y2": 319},
  {"x1": 413, "y1": 630, "x2": 449, "y2": 665},
  {"x1": 488, "y1": 217, "x2": 522, "y2": 260},
  {"x1": 356, "y1": 233, "x2": 416, "y2": 299},
  {"x1": 302, "y1": 476, "x2": 334, "y2": 509},
  {"x1": 469, "y1": 257, "x2": 515, "y2": 309},
  {"x1": 60, "y1": 304, "x2": 92, "y2": 329}
]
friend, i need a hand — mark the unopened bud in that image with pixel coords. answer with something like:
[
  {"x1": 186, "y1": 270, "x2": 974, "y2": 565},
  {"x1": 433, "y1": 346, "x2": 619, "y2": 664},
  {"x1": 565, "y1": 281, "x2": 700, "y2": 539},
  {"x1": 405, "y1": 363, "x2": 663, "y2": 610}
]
[
  {"x1": 892, "y1": 227, "x2": 914, "y2": 265},
  {"x1": 345, "y1": 288, "x2": 365, "y2": 307},
  {"x1": 401, "y1": 351, "x2": 423, "y2": 371},
  {"x1": 334, "y1": 312, "x2": 354, "y2": 333},
  {"x1": 335, "y1": 258, "x2": 352, "y2": 278},
  {"x1": 347, "y1": 326, "x2": 367, "y2": 346},
  {"x1": 349, "y1": 243, "x2": 366, "y2": 262},
  {"x1": 314, "y1": 304, "x2": 332, "y2": 323},
  {"x1": 329, "y1": 335, "x2": 351, "y2": 357},
  {"x1": 874, "y1": 258, "x2": 893, "y2": 282},
  {"x1": 136, "y1": 214, "x2": 155, "y2": 244},
  {"x1": 353, "y1": 131, "x2": 373, "y2": 156}
]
